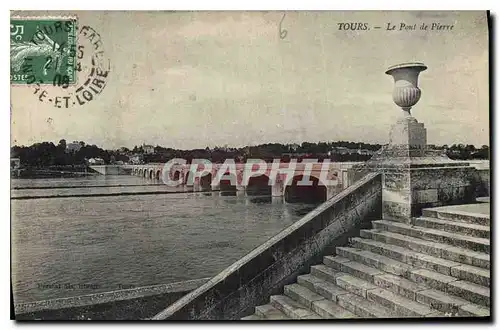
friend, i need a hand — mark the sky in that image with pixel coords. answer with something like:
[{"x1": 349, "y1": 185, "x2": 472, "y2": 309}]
[{"x1": 11, "y1": 11, "x2": 489, "y2": 149}]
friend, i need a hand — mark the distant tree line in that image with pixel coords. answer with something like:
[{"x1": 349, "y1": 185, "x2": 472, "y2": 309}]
[
  {"x1": 10, "y1": 139, "x2": 113, "y2": 167},
  {"x1": 10, "y1": 140, "x2": 489, "y2": 167},
  {"x1": 443, "y1": 144, "x2": 489, "y2": 160}
]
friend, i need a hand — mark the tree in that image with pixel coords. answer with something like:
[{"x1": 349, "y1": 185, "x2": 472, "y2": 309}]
[{"x1": 58, "y1": 139, "x2": 67, "y2": 150}]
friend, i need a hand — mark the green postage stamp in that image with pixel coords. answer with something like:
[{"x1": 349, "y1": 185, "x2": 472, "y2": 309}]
[{"x1": 10, "y1": 17, "x2": 77, "y2": 85}]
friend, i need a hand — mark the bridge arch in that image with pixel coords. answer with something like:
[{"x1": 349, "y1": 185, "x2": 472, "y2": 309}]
[
  {"x1": 155, "y1": 170, "x2": 161, "y2": 180},
  {"x1": 199, "y1": 173, "x2": 212, "y2": 191},
  {"x1": 246, "y1": 175, "x2": 271, "y2": 196},
  {"x1": 173, "y1": 170, "x2": 181, "y2": 182},
  {"x1": 149, "y1": 169, "x2": 154, "y2": 179},
  {"x1": 284, "y1": 175, "x2": 327, "y2": 203},
  {"x1": 219, "y1": 172, "x2": 237, "y2": 194},
  {"x1": 143, "y1": 169, "x2": 148, "y2": 178}
]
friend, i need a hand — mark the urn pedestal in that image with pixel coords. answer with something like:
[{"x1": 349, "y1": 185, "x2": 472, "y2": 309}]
[{"x1": 348, "y1": 62, "x2": 478, "y2": 222}]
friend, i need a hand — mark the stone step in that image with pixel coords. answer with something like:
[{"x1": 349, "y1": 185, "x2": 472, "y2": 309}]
[
  {"x1": 337, "y1": 248, "x2": 489, "y2": 316},
  {"x1": 366, "y1": 287, "x2": 442, "y2": 317},
  {"x1": 413, "y1": 217, "x2": 490, "y2": 239},
  {"x1": 373, "y1": 272, "x2": 487, "y2": 316},
  {"x1": 336, "y1": 246, "x2": 411, "y2": 276},
  {"x1": 373, "y1": 272, "x2": 429, "y2": 301},
  {"x1": 324, "y1": 256, "x2": 481, "y2": 316},
  {"x1": 409, "y1": 269, "x2": 490, "y2": 307},
  {"x1": 297, "y1": 274, "x2": 350, "y2": 301},
  {"x1": 360, "y1": 229, "x2": 490, "y2": 269},
  {"x1": 254, "y1": 304, "x2": 290, "y2": 320},
  {"x1": 324, "y1": 255, "x2": 385, "y2": 282},
  {"x1": 284, "y1": 284, "x2": 325, "y2": 309},
  {"x1": 422, "y1": 208, "x2": 489, "y2": 226},
  {"x1": 309, "y1": 261, "x2": 438, "y2": 317},
  {"x1": 241, "y1": 314, "x2": 261, "y2": 320},
  {"x1": 450, "y1": 263, "x2": 490, "y2": 287},
  {"x1": 415, "y1": 288, "x2": 477, "y2": 316},
  {"x1": 351, "y1": 237, "x2": 490, "y2": 286},
  {"x1": 269, "y1": 295, "x2": 321, "y2": 319},
  {"x1": 334, "y1": 270, "x2": 441, "y2": 317},
  {"x1": 325, "y1": 254, "x2": 489, "y2": 310},
  {"x1": 284, "y1": 283, "x2": 356, "y2": 319},
  {"x1": 476, "y1": 197, "x2": 489, "y2": 204},
  {"x1": 310, "y1": 264, "x2": 346, "y2": 283},
  {"x1": 458, "y1": 303, "x2": 491, "y2": 317},
  {"x1": 311, "y1": 298, "x2": 358, "y2": 319},
  {"x1": 372, "y1": 220, "x2": 489, "y2": 253},
  {"x1": 336, "y1": 293, "x2": 396, "y2": 318},
  {"x1": 446, "y1": 280, "x2": 490, "y2": 308}
]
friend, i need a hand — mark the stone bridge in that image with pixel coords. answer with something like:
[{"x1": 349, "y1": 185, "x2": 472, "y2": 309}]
[{"x1": 122, "y1": 161, "x2": 362, "y2": 203}]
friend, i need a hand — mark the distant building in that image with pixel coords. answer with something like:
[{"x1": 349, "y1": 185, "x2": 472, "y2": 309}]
[
  {"x1": 357, "y1": 149, "x2": 374, "y2": 156},
  {"x1": 129, "y1": 154, "x2": 143, "y2": 164},
  {"x1": 142, "y1": 144, "x2": 155, "y2": 154},
  {"x1": 289, "y1": 143, "x2": 300, "y2": 152},
  {"x1": 66, "y1": 141, "x2": 82, "y2": 153},
  {"x1": 10, "y1": 158, "x2": 20, "y2": 169},
  {"x1": 88, "y1": 158, "x2": 105, "y2": 165},
  {"x1": 333, "y1": 147, "x2": 351, "y2": 155}
]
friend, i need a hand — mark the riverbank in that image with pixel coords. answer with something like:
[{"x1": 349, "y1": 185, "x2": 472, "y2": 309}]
[{"x1": 13, "y1": 167, "x2": 96, "y2": 179}]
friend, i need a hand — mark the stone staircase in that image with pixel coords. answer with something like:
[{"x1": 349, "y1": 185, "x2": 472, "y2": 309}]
[{"x1": 242, "y1": 205, "x2": 490, "y2": 320}]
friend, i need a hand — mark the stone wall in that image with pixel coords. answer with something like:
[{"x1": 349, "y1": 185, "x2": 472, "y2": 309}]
[
  {"x1": 152, "y1": 173, "x2": 383, "y2": 320},
  {"x1": 14, "y1": 278, "x2": 209, "y2": 320},
  {"x1": 473, "y1": 168, "x2": 490, "y2": 197}
]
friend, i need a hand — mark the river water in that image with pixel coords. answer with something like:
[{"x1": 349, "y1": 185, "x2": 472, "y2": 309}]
[{"x1": 11, "y1": 175, "x2": 321, "y2": 304}]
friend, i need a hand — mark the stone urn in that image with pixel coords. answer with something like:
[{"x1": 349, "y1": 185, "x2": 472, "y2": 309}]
[{"x1": 385, "y1": 62, "x2": 427, "y2": 116}]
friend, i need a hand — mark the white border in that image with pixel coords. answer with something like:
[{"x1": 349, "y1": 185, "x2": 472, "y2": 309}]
[{"x1": 3, "y1": 1, "x2": 498, "y2": 330}]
